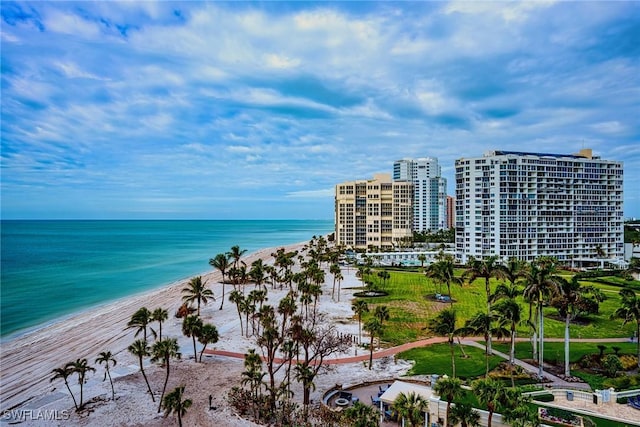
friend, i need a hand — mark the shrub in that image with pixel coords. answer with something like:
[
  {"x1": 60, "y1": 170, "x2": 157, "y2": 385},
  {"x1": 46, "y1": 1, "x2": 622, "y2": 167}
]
[
  {"x1": 532, "y1": 393, "x2": 555, "y2": 402},
  {"x1": 603, "y1": 374, "x2": 640, "y2": 391},
  {"x1": 619, "y1": 354, "x2": 638, "y2": 371},
  {"x1": 602, "y1": 355, "x2": 623, "y2": 377}
]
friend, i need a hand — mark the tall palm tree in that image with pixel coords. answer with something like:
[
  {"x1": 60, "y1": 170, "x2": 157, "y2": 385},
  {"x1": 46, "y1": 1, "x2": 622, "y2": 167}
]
[
  {"x1": 425, "y1": 308, "x2": 459, "y2": 377},
  {"x1": 227, "y1": 245, "x2": 247, "y2": 270},
  {"x1": 351, "y1": 300, "x2": 369, "y2": 344},
  {"x1": 460, "y1": 311, "x2": 508, "y2": 376},
  {"x1": 522, "y1": 256, "x2": 562, "y2": 377},
  {"x1": 209, "y1": 253, "x2": 230, "y2": 309},
  {"x1": 334, "y1": 269, "x2": 344, "y2": 302},
  {"x1": 182, "y1": 276, "x2": 214, "y2": 316},
  {"x1": 433, "y1": 376, "x2": 463, "y2": 426},
  {"x1": 471, "y1": 377, "x2": 503, "y2": 427},
  {"x1": 128, "y1": 339, "x2": 155, "y2": 402},
  {"x1": 249, "y1": 259, "x2": 267, "y2": 290},
  {"x1": 50, "y1": 365, "x2": 78, "y2": 410},
  {"x1": 426, "y1": 254, "x2": 461, "y2": 300},
  {"x1": 329, "y1": 263, "x2": 341, "y2": 301},
  {"x1": 612, "y1": 288, "x2": 640, "y2": 368},
  {"x1": 127, "y1": 307, "x2": 153, "y2": 341},
  {"x1": 151, "y1": 307, "x2": 169, "y2": 341},
  {"x1": 364, "y1": 317, "x2": 382, "y2": 370},
  {"x1": 197, "y1": 323, "x2": 219, "y2": 362},
  {"x1": 418, "y1": 253, "x2": 427, "y2": 271},
  {"x1": 229, "y1": 289, "x2": 245, "y2": 335},
  {"x1": 492, "y1": 298, "x2": 522, "y2": 378},
  {"x1": 552, "y1": 276, "x2": 604, "y2": 376},
  {"x1": 162, "y1": 385, "x2": 192, "y2": 427},
  {"x1": 462, "y1": 256, "x2": 506, "y2": 354},
  {"x1": 374, "y1": 305, "x2": 390, "y2": 326},
  {"x1": 449, "y1": 402, "x2": 480, "y2": 427},
  {"x1": 95, "y1": 351, "x2": 117, "y2": 401},
  {"x1": 392, "y1": 391, "x2": 428, "y2": 427},
  {"x1": 152, "y1": 338, "x2": 181, "y2": 413},
  {"x1": 182, "y1": 315, "x2": 203, "y2": 362},
  {"x1": 69, "y1": 358, "x2": 95, "y2": 410}
]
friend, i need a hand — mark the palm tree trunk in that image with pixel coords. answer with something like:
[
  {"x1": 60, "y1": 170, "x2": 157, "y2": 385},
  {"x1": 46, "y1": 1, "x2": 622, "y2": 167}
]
[
  {"x1": 450, "y1": 340, "x2": 456, "y2": 377},
  {"x1": 107, "y1": 368, "x2": 115, "y2": 400},
  {"x1": 220, "y1": 278, "x2": 225, "y2": 310},
  {"x1": 564, "y1": 314, "x2": 571, "y2": 377},
  {"x1": 159, "y1": 322, "x2": 163, "y2": 341},
  {"x1": 369, "y1": 339, "x2": 374, "y2": 370},
  {"x1": 636, "y1": 322, "x2": 640, "y2": 368},
  {"x1": 140, "y1": 361, "x2": 155, "y2": 402},
  {"x1": 64, "y1": 380, "x2": 79, "y2": 410},
  {"x1": 510, "y1": 329, "x2": 516, "y2": 365},
  {"x1": 78, "y1": 375, "x2": 84, "y2": 409},
  {"x1": 485, "y1": 278, "x2": 492, "y2": 355},
  {"x1": 192, "y1": 335, "x2": 198, "y2": 362},
  {"x1": 158, "y1": 361, "x2": 170, "y2": 413},
  {"x1": 538, "y1": 302, "x2": 545, "y2": 378}
]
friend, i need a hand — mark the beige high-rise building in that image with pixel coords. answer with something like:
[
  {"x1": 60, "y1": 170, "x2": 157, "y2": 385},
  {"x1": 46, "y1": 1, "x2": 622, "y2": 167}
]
[{"x1": 335, "y1": 173, "x2": 413, "y2": 250}]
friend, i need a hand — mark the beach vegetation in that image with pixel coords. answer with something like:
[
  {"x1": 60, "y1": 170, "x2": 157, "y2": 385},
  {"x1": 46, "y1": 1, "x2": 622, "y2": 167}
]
[
  {"x1": 181, "y1": 315, "x2": 203, "y2": 362},
  {"x1": 364, "y1": 317, "x2": 382, "y2": 370},
  {"x1": 181, "y1": 276, "x2": 214, "y2": 317},
  {"x1": 162, "y1": 385, "x2": 192, "y2": 427},
  {"x1": 433, "y1": 376, "x2": 463, "y2": 425},
  {"x1": 197, "y1": 323, "x2": 219, "y2": 362},
  {"x1": 50, "y1": 364, "x2": 79, "y2": 411},
  {"x1": 128, "y1": 339, "x2": 155, "y2": 402},
  {"x1": 611, "y1": 288, "x2": 640, "y2": 367},
  {"x1": 151, "y1": 307, "x2": 169, "y2": 341},
  {"x1": 209, "y1": 253, "x2": 230, "y2": 309},
  {"x1": 471, "y1": 377, "x2": 503, "y2": 427},
  {"x1": 151, "y1": 337, "x2": 181, "y2": 413},
  {"x1": 95, "y1": 351, "x2": 117, "y2": 401},
  {"x1": 392, "y1": 391, "x2": 428, "y2": 427},
  {"x1": 351, "y1": 299, "x2": 369, "y2": 345},
  {"x1": 448, "y1": 402, "x2": 480, "y2": 427},
  {"x1": 126, "y1": 307, "x2": 153, "y2": 342},
  {"x1": 68, "y1": 358, "x2": 95, "y2": 411}
]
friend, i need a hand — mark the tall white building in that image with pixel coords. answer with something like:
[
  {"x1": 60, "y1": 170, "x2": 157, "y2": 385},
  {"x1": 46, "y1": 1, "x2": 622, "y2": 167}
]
[
  {"x1": 393, "y1": 158, "x2": 447, "y2": 232},
  {"x1": 455, "y1": 149, "x2": 624, "y2": 266}
]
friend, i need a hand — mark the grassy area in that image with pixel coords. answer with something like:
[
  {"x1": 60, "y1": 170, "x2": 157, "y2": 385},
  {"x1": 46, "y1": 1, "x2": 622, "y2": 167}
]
[
  {"x1": 355, "y1": 269, "x2": 638, "y2": 347},
  {"x1": 491, "y1": 341, "x2": 638, "y2": 364},
  {"x1": 398, "y1": 343, "x2": 504, "y2": 379}
]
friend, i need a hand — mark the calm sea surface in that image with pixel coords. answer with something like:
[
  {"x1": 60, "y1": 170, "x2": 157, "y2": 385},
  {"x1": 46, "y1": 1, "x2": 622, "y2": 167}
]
[{"x1": 0, "y1": 220, "x2": 333, "y2": 338}]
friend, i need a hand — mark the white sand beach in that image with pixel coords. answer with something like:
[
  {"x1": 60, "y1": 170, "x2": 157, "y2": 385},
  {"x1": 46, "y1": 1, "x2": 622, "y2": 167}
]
[{"x1": 0, "y1": 242, "x2": 411, "y2": 426}]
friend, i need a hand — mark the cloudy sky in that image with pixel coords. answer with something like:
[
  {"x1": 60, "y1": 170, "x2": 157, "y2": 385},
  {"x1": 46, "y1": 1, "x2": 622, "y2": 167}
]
[{"x1": 1, "y1": 1, "x2": 639, "y2": 220}]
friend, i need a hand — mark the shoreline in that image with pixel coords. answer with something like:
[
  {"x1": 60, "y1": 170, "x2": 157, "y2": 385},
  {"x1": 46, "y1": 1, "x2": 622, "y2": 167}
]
[{"x1": 0, "y1": 241, "x2": 308, "y2": 412}]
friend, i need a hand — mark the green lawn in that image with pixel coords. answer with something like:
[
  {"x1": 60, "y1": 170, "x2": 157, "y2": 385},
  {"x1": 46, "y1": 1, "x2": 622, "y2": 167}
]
[
  {"x1": 398, "y1": 343, "x2": 504, "y2": 379},
  {"x1": 355, "y1": 269, "x2": 638, "y2": 347},
  {"x1": 491, "y1": 341, "x2": 638, "y2": 364}
]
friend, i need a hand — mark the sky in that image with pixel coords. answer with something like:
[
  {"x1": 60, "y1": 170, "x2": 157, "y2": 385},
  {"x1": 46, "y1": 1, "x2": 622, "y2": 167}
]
[{"x1": 1, "y1": 1, "x2": 639, "y2": 220}]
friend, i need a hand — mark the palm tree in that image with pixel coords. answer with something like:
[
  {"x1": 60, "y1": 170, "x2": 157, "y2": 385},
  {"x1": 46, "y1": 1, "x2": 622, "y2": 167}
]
[
  {"x1": 182, "y1": 276, "x2": 214, "y2": 316},
  {"x1": 426, "y1": 254, "x2": 461, "y2": 300},
  {"x1": 425, "y1": 308, "x2": 459, "y2": 377},
  {"x1": 69, "y1": 358, "x2": 95, "y2": 410},
  {"x1": 471, "y1": 377, "x2": 503, "y2": 427},
  {"x1": 227, "y1": 245, "x2": 247, "y2": 270},
  {"x1": 209, "y1": 253, "x2": 230, "y2": 309},
  {"x1": 374, "y1": 305, "x2": 390, "y2": 326},
  {"x1": 351, "y1": 300, "x2": 369, "y2": 344},
  {"x1": 523, "y1": 257, "x2": 562, "y2": 377},
  {"x1": 163, "y1": 385, "x2": 192, "y2": 427},
  {"x1": 343, "y1": 401, "x2": 379, "y2": 427},
  {"x1": 127, "y1": 307, "x2": 153, "y2": 341},
  {"x1": 50, "y1": 365, "x2": 78, "y2": 410},
  {"x1": 128, "y1": 339, "x2": 155, "y2": 402},
  {"x1": 552, "y1": 276, "x2": 604, "y2": 376},
  {"x1": 197, "y1": 323, "x2": 219, "y2": 362},
  {"x1": 95, "y1": 351, "x2": 117, "y2": 401},
  {"x1": 229, "y1": 289, "x2": 245, "y2": 335},
  {"x1": 364, "y1": 317, "x2": 382, "y2": 370},
  {"x1": 377, "y1": 270, "x2": 391, "y2": 289},
  {"x1": 152, "y1": 338, "x2": 181, "y2": 413},
  {"x1": 182, "y1": 315, "x2": 203, "y2": 362},
  {"x1": 392, "y1": 391, "x2": 428, "y2": 427},
  {"x1": 612, "y1": 288, "x2": 640, "y2": 368},
  {"x1": 418, "y1": 253, "x2": 427, "y2": 271},
  {"x1": 501, "y1": 391, "x2": 540, "y2": 427},
  {"x1": 329, "y1": 263, "x2": 341, "y2": 301},
  {"x1": 433, "y1": 376, "x2": 463, "y2": 426},
  {"x1": 492, "y1": 298, "x2": 522, "y2": 385},
  {"x1": 460, "y1": 311, "x2": 508, "y2": 376},
  {"x1": 449, "y1": 402, "x2": 480, "y2": 427},
  {"x1": 249, "y1": 259, "x2": 267, "y2": 290},
  {"x1": 462, "y1": 256, "x2": 506, "y2": 354},
  {"x1": 151, "y1": 307, "x2": 169, "y2": 341}
]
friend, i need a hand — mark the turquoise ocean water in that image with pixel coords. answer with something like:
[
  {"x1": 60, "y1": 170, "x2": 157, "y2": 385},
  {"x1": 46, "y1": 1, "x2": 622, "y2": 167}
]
[{"x1": 0, "y1": 220, "x2": 333, "y2": 339}]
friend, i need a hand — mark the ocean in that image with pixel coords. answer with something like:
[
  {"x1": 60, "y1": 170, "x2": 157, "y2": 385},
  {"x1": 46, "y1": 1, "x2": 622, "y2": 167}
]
[{"x1": 0, "y1": 220, "x2": 333, "y2": 339}]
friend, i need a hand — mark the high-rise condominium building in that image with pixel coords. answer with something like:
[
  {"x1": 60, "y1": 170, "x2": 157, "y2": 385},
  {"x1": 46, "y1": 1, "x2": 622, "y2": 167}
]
[
  {"x1": 455, "y1": 149, "x2": 623, "y2": 265},
  {"x1": 393, "y1": 158, "x2": 447, "y2": 231},
  {"x1": 335, "y1": 173, "x2": 413, "y2": 250}
]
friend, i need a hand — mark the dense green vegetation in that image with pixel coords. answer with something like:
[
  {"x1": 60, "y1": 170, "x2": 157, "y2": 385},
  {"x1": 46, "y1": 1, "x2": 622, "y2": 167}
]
[{"x1": 399, "y1": 343, "x2": 503, "y2": 378}]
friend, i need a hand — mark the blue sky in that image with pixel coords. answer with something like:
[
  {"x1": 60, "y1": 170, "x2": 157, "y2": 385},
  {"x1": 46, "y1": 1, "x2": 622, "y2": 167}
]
[{"x1": 1, "y1": 1, "x2": 639, "y2": 220}]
